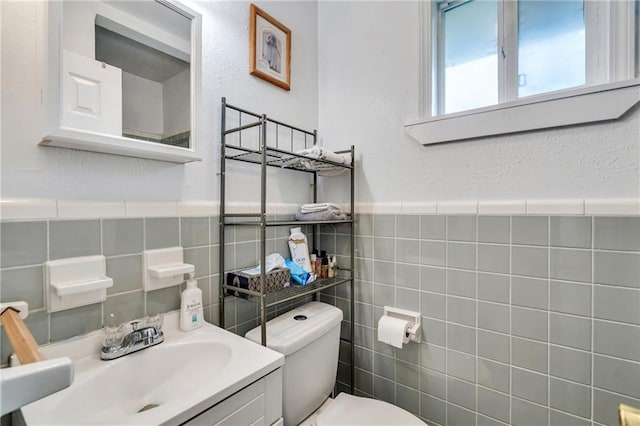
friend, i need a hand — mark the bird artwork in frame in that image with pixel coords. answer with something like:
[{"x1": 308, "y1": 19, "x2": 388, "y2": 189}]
[{"x1": 249, "y1": 4, "x2": 291, "y2": 91}]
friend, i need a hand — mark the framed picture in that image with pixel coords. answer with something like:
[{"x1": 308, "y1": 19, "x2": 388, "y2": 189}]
[{"x1": 249, "y1": 4, "x2": 291, "y2": 91}]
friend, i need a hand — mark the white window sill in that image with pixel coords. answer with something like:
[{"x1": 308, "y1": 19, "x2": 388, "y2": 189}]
[
  {"x1": 405, "y1": 79, "x2": 640, "y2": 145},
  {"x1": 40, "y1": 128, "x2": 202, "y2": 163}
]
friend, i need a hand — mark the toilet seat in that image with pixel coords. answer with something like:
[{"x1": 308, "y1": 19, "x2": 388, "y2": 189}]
[{"x1": 316, "y1": 393, "x2": 427, "y2": 425}]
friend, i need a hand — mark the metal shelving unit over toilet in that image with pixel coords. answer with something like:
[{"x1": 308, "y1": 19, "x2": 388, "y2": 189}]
[{"x1": 218, "y1": 97, "x2": 355, "y2": 394}]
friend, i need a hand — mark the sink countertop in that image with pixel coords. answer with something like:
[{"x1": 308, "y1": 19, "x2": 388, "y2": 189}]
[{"x1": 18, "y1": 313, "x2": 284, "y2": 425}]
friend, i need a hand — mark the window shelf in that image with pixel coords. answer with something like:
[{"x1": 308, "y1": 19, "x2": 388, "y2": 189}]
[{"x1": 406, "y1": 79, "x2": 640, "y2": 145}]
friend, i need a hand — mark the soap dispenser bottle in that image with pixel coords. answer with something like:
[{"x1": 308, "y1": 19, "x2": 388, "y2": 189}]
[{"x1": 180, "y1": 274, "x2": 204, "y2": 331}]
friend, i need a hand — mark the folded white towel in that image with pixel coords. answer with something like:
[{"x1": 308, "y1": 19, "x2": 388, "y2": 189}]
[{"x1": 300, "y1": 203, "x2": 343, "y2": 213}]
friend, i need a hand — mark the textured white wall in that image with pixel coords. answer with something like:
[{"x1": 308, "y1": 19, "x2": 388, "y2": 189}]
[
  {"x1": 4, "y1": 1, "x2": 638, "y2": 205},
  {"x1": 1, "y1": 1, "x2": 318, "y2": 202},
  {"x1": 317, "y1": 1, "x2": 640, "y2": 204}
]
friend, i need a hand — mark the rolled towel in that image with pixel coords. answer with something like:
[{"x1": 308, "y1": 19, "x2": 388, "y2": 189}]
[
  {"x1": 283, "y1": 146, "x2": 352, "y2": 176},
  {"x1": 297, "y1": 146, "x2": 351, "y2": 166}
]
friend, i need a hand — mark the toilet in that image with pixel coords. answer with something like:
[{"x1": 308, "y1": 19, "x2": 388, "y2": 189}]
[{"x1": 245, "y1": 302, "x2": 426, "y2": 426}]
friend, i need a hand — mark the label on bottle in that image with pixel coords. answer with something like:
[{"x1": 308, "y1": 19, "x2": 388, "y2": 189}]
[{"x1": 186, "y1": 300, "x2": 201, "y2": 322}]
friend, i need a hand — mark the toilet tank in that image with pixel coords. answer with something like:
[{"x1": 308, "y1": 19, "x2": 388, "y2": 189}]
[{"x1": 245, "y1": 302, "x2": 343, "y2": 426}]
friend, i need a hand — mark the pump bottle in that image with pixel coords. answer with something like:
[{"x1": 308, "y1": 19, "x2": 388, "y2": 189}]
[{"x1": 180, "y1": 274, "x2": 204, "y2": 331}]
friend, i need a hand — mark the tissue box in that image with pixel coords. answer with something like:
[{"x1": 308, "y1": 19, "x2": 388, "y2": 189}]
[{"x1": 225, "y1": 268, "x2": 290, "y2": 298}]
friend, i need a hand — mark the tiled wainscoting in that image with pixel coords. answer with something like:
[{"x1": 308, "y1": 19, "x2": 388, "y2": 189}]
[
  {"x1": 0, "y1": 215, "x2": 302, "y2": 364},
  {"x1": 2, "y1": 211, "x2": 639, "y2": 426},
  {"x1": 319, "y1": 214, "x2": 640, "y2": 426}
]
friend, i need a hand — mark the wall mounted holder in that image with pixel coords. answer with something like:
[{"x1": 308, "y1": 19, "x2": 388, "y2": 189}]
[
  {"x1": 0, "y1": 302, "x2": 29, "y2": 320},
  {"x1": 46, "y1": 256, "x2": 113, "y2": 313},
  {"x1": 143, "y1": 247, "x2": 194, "y2": 292},
  {"x1": 383, "y1": 306, "x2": 421, "y2": 344}
]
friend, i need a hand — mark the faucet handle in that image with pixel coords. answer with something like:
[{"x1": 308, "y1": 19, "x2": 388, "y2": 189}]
[
  {"x1": 130, "y1": 320, "x2": 141, "y2": 331},
  {"x1": 145, "y1": 314, "x2": 163, "y2": 332},
  {"x1": 102, "y1": 323, "x2": 125, "y2": 348}
]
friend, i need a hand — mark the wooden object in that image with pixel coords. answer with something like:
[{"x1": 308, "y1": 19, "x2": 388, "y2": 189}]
[
  {"x1": 621, "y1": 404, "x2": 640, "y2": 426},
  {"x1": 0, "y1": 307, "x2": 46, "y2": 365}
]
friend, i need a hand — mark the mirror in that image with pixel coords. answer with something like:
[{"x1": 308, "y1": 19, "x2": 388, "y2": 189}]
[
  {"x1": 64, "y1": 0, "x2": 192, "y2": 148},
  {"x1": 41, "y1": 0, "x2": 201, "y2": 162}
]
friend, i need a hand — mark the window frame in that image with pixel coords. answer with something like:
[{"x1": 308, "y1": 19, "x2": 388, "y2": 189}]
[{"x1": 409, "y1": 0, "x2": 640, "y2": 145}]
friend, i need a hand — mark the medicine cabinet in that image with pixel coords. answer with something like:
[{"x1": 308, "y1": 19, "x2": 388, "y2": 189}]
[{"x1": 40, "y1": 0, "x2": 202, "y2": 163}]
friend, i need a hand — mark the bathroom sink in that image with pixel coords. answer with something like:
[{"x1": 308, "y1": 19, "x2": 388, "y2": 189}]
[
  {"x1": 0, "y1": 357, "x2": 73, "y2": 416},
  {"x1": 18, "y1": 313, "x2": 284, "y2": 425}
]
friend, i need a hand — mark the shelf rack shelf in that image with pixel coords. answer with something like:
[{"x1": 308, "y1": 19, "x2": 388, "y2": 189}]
[
  {"x1": 218, "y1": 98, "x2": 355, "y2": 394},
  {"x1": 225, "y1": 276, "x2": 352, "y2": 308}
]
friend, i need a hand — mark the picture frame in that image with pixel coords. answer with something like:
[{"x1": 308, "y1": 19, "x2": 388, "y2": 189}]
[{"x1": 249, "y1": 4, "x2": 291, "y2": 91}]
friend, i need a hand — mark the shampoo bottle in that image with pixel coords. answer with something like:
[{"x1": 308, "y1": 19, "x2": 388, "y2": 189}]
[
  {"x1": 180, "y1": 278, "x2": 204, "y2": 331},
  {"x1": 288, "y1": 227, "x2": 312, "y2": 273}
]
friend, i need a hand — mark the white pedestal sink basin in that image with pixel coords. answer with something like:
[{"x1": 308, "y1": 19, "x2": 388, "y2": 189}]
[{"x1": 16, "y1": 312, "x2": 284, "y2": 425}]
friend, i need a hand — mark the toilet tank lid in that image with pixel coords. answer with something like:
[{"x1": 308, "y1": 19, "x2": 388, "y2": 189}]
[{"x1": 245, "y1": 302, "x2": 343, "y2": 356}]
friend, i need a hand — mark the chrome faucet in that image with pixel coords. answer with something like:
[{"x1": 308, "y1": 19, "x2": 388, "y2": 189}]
[{"x1": 100, "y1": 316, "x2": 164, "y2": 361}]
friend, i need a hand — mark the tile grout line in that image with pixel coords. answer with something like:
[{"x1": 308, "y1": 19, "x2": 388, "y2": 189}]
[
  {"x1": 591, "y1": 215, "x2": 596, "y2": 423},
  {"x1": 46, "y1": 220, "x2": 52, "y2": 343},
  {"x1": 547, "y1": 215, "x2": 551, "y2": 424},
  {"x1": 444, "y1": 215, "x2": 449, "y2": 426},
  {"x1": 508, "y1": 215, "x2": 513, "y2": 425},
  {"x1": 142, "y1": 218, "x2": 148, "y2": 316},
  {"x1": 474, "y1": 214, "x2": 479, "y2": 423},
  {"x1": 417, "y1": 215, "x2": 424, "y2": 420},
  {"x1": 100, "y1": 218, "x2": 105, "y2": 327}
]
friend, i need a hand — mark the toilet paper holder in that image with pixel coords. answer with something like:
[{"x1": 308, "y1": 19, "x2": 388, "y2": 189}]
[{"x1": 383, "y1": 306, "x2": 421, "y2": 343}]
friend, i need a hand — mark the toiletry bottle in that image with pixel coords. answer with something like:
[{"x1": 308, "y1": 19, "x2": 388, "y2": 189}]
[
  {"x1": 321, "y1": 250, "x2": 329, "y2": 278},
  {"x1": 288, "y1": 227, "x2": 312, "y2": 273},
  {"x1": 328, "y1": 255, "x2": 336, "y2": 278},
  {"x1": 310, "y1": 253, "x2": 317, "y2": 276},
  {"x1": 180, "y1": 277, "x2": 204, "y2": 331},
  {"x1": 314, "y1": 249, "x2": 322, "y2": 276}
]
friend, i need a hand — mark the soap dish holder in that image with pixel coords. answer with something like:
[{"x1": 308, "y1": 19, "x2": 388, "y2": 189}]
[
  {"x1": 46, "y1": 255, "x2": 114, "y2": 313},
  {"x1": 143, "y1": 247, "x2": 194, "y2": 292},
  {"x1": 383, "y1": 306, "x2": 422, "y2": 343}
]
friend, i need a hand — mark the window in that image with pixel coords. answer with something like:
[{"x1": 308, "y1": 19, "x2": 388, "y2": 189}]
[
  {"x1": 517, "y1": 0, "x2": 585, "y2": 98},
  {"x1": 432, "y1": 0, "x2": 638, "y2": 117},
  {"x1": 440, "y1": 1, "x2": 498, "y2": 113}
]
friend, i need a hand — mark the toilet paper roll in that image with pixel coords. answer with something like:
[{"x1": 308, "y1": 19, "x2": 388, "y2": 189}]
[{"x1": 377, "y1": 315, "x2": 410, "y2": 349}]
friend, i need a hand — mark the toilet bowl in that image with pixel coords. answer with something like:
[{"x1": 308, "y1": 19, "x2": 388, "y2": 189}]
[
  {"x1": 317, "y1": 393, "x2": 425, "y2": 425},
  {"x1": 245, "y1": 302, "x2": 426, "y2": 426}
]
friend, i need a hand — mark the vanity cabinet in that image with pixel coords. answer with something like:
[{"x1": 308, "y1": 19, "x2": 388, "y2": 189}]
[{"x1": 183, "y1": 368, "x2": 283, "y2": 426}]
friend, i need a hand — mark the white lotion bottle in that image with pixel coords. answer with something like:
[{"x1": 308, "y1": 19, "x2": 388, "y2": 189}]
[
  {"x1": 288, "y1": 227, "x2": 312, "y2": 273},
  {"x1": 180, "y1": 277, "x2": 204, "y2": 331}
]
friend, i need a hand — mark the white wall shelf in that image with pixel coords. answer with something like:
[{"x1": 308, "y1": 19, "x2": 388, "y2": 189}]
[
  {"x1": 143, "y1": 247, "x2": 194, "y2": 292},
  {"x1": 46, "y1": 256, "x2": 113, "y2": 313},
  {"x1": 40, "y1": 128, "x2": 201, "y2": 164}
]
